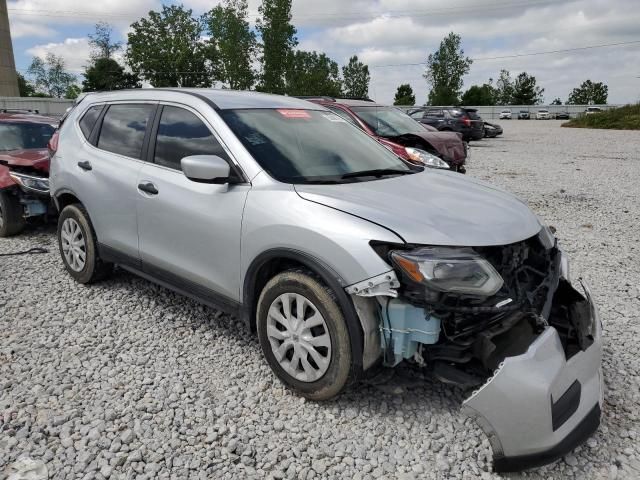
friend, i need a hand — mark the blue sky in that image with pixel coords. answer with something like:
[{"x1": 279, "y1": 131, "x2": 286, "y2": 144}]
[{"x1": 8, "y1": 0, "x2": 640, "y2": 104}]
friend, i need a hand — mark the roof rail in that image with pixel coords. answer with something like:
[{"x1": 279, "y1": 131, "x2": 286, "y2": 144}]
[
  {"x1": 341, "y1": 97, "x2": 375, "y2": 102},
  {"x1": 0, "y1": 108, "x2": 40, "y2": 114},
  {"x1": 292, "y1": 96, "x2": 336, "y2": 102}
]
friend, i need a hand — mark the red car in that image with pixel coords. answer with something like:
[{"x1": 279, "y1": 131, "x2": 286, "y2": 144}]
[
  {"x1": 0, "y1": 110, "x2": 57, "y2": 236},
  {"x1": 305, "y1": 98, "x2": 468, "y2": 173}
]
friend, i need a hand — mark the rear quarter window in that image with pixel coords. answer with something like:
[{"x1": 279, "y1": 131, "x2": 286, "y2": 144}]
[{"x1": 79, "y1": 105, "x2": 103, "y2": 140}]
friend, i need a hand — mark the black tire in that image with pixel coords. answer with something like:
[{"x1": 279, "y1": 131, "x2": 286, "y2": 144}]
[
  {"x1": 57, "y1": 204, "x2": 112, "y2": 284},
  {"x1": 256, "y1": 269, "x2": 353, "y2": 401},
  {"x1": 0, "y1": 190, "x2": 25, "y2": 237}
]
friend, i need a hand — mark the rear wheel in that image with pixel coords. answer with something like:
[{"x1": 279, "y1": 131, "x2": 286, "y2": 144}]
[
  {"x1": 57, "y1": 204, "x2": 112, "y2": 283},
  {"x1": 256, "y1": 270, "x2": 353, "y2": 401},
  {"x1": 0, "y1": 191, "x2": 25, "y2": 237}
]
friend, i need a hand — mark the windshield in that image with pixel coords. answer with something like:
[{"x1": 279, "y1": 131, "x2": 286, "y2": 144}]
[
  {"x1": 222, "y1": 109, "x2": 414, "y2": 184},
  {"x1": 350, "y1": 106, "x2": 425, "y2": 137},
  {"x1": 0, "y1": 123, "x2": 55, "y2": 151}
]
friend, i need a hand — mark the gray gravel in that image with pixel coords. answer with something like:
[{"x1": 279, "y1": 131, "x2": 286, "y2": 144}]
[{"x1": 1, "y1": 120, "x2": 639, "y2": 479}]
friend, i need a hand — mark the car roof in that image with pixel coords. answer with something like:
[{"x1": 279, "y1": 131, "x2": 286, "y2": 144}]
[
  {"x1": 0, "y1": 112, "x2": 58, "y2": 124},
  {"x1": 78, "y1": 88, "x2": 327, "y2": 111}
]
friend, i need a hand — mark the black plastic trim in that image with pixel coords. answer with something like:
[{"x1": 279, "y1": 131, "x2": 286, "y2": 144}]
[
  {"x1": 98, "y1": 242, "x2": 240, "y2": 317},
  {"x1": 242, "y1": 248, "x2": 364, "y2": 376},
  {"x1": 493, "y1": 403, "x2": 601, "y2": 472},
  {"x1": 552, "y1": 380, "x2": 582, "y2": 432}
]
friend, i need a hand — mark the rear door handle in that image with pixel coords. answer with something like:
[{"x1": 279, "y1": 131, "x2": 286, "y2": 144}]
[
  {"x1": 138, "y1": 182, "x2": 158, "y2": 195},
  {"x1": 77, "y1": 161, "x2": 92, "y2": 171}
]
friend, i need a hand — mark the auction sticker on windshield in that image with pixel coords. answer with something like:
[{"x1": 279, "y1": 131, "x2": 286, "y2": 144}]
[{"x1": 277, "y1": 109, "x2": 311, "y2": 119}]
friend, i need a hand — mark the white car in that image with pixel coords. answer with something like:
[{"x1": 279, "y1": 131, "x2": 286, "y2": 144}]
[
  {"x1": 536, "y1": 109, "x2": 551, "y2": 120},
  {"x1": 585, "y1": 106, "x2": 603, "y2": 115},
  {"x1": 499, "y1": 109, "x2": 512, "y2": 119}
]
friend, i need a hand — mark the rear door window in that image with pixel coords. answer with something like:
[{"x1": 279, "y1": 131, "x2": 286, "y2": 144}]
[
  {"x1": 153, "y1": 106, "x2": 227, "y2": 171},
  {"x1": 79, "y1": 105, "x2": 103, "y2": 140},
  {"x1": 97, "y1": 104, "x2": 155, "y2": 159}
]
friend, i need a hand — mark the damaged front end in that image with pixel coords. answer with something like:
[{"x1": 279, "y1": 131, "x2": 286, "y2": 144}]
[{"x1": 346, "y1": 228, "x2": 603, "y2": 472}]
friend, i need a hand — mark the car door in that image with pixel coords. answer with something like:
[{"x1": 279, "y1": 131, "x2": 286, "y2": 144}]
[
  {"x1": 136, "y1": 104, "x2": 250, "y2": 304},
  {"x1": 75, "y1": 102, "x2": 157, "y2": 262}
]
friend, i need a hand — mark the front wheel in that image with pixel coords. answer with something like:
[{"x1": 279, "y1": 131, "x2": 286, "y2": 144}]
[
  {"x1": 0, "y1": 190, "x2": 25, "y2": 237},
  {"x1": 256, "y1": 270, "x2": 353, "y2": 401}
]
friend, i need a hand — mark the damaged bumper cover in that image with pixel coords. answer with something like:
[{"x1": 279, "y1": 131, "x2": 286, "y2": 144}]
[{"x1": 462, "y1": 280, "x2": 603, "y2": 472}]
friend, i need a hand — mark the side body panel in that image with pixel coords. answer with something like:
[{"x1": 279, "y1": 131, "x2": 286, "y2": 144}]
[
  {"x1": 136, "y1": 163, "x2": 250, "y2": 301},
  {"x1": 240, "y1": 172, "x2": 403, "y2": 295}
]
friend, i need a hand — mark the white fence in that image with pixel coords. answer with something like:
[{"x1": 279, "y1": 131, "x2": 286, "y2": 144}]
[
  {"x1": 396, "y1": 104, "x2": 621, "y2": 120},
  {"x1": 0, "y1": 97, "x2": 74, "y2": 116}
]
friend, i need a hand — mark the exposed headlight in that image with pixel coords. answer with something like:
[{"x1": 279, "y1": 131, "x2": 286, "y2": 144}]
[
  {"x1": 9, "y1": 172, "x2": 50, "y2": 194},
  {"x1": 390, "y1": 247, "x2": 504, "y2": 296},
  {"x1": 404, "y1": 147, "x2": 450, "y2": 169}
]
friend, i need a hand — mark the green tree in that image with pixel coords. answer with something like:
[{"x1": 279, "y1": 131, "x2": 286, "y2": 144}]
[
  {"x1": 65, "y1": 84, "x2": 82, "y2": 100},
  {"x1": 494, "y1": 69, "x2": 514, "y2": 104},
  {"x1": 393, "y1": 84, "x2": 416, "y2": 105},
  {"x1": 551, "y1": 97, "x2": 563, "y2": 105},
  {"x1": 285, "y1": 50, "x2": 342, "y2": 97},
  {"x1": 256, "y1": 0, "x2": 297, "y2": 94},
  {"x1": 567, "y1": 80, "x2": 608, "y2": 105},
  {"x1": 127, "y1": 5, "x2": 210, "y2": 87},
  {"x1": 342, "y1": 55, "x2": 370, "y2": 99},
  {"x1": 460, "y1": 83, "x2": 496, "y2": 106},
  {"x1": 89, "y1": 22, "x2": 122, "y2": 60},
  {"x1": 511, "y1": 72, "x2": 544, "y2": 105},
  {"x1": 27, "y1": 53, "x2": 76, "y2": 98},
  {"x1": 16, "y1": 71, "x2": 36, "y2": 97},
  {"x1": 203, "y1": 0, "x2": 258, "y2": 90},
  {"x1": 83, "y1": 57, "x2": 140, "y2": 91},
  {"x1": 424, "y1": 32, "x2": 472, "y2": 105}
]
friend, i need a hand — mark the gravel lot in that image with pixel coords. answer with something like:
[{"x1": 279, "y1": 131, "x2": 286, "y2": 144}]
[{"x1": 1, "y1": 120, "x2": 639, "y2": 479}]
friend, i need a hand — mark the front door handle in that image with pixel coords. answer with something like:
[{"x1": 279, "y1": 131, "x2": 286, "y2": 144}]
[
  {"x1": 138, "y1": 182, "x2": 158, "y2": 195},
  {"x1": 77, "y1": 161, "x2": 92, "y2": 171}
]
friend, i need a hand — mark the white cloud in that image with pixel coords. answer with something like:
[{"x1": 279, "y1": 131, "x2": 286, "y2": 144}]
[
  {"x1": 8, "y1": 19, "x2": 56, "y2": 38},
  {"x1": 26, "y1": 38, "x2": 92, "y2": 74}
]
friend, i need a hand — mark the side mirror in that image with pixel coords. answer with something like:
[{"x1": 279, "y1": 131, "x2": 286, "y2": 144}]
[{"x1": 181, "y1": 155, "x2": 231, "y2": 184}]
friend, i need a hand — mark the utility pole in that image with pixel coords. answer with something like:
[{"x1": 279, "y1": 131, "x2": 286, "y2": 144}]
[{"x1": 0, "y1": 0, "x2": 20, "y2": 97}]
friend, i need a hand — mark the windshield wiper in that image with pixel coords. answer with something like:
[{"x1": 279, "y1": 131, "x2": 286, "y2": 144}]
[{"x1": 341, "y1": 168, "x2": 413, "y2": 179}]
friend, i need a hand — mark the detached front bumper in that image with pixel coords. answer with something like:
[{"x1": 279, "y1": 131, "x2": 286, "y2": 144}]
[{"x1": 463, "y1": 280, "x2": 603, "y2": 472}]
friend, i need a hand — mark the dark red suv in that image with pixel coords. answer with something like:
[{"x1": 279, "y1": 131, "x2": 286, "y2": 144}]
[
  {"x1": 0, "y1": 110, "x2": 57, "y2": 236},
  {"x1": 305, "y1": 98, "x2": 467, "y2": 173}
]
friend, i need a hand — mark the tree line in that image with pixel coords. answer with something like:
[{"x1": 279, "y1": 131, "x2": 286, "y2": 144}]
[{"x1": 17, "y1": 2, "x2": 609, "y2": 107}]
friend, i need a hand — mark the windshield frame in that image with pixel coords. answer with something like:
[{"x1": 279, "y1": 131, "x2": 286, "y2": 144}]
[{"x1": 220, "y1": 108, "x2": 420, "y2": 185}]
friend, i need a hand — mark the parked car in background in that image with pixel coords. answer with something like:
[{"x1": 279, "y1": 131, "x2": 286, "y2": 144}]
[
  {"x1": 517, "y1": 110, "x2": 531, "y2": 120},
  {"x1": 49, "y1": 89, "x2": 602, "y2": 472},
  {"x1": 408, "y1": 106, "x2": 484, "y2": 141},
  {"x1": 0, "y1": 110, "x2": 57, "y2": 236},
  {"x1": 483, "y1": 122, "x2": 503, "y2": 138},
  {"x1": 585, "y1": 106, "x2": 603, "y2": 115},
  {"x1": 555, "y1": 111, "x2": 571, "y2": 120},
  {"x1": 499, "y1": 109, "x2": 512, "y2": 119},
  {"x1": 536, "y1": 109, "x2": 551, "y2": 120},
  {"x1": 307, "y1": 98, "x2": 467, "y2": 172}
]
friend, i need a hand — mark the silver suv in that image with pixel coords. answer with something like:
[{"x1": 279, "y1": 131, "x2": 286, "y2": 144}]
[{"x1": 49, "y1": 89, "x2": 602, "y2": 471}]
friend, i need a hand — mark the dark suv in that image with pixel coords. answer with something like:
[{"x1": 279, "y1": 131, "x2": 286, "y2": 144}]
[{"x1": 408, "y1": 107, "x2": 484, "y2": 141}]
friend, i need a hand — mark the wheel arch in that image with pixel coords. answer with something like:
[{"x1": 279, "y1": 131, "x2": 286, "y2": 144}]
[
  {"x1": 53, "y1": 188, "x2": 82, "y2": 212},
  {"x1": 242, "y1": 248, "x2": 364, "y2": 376}
]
